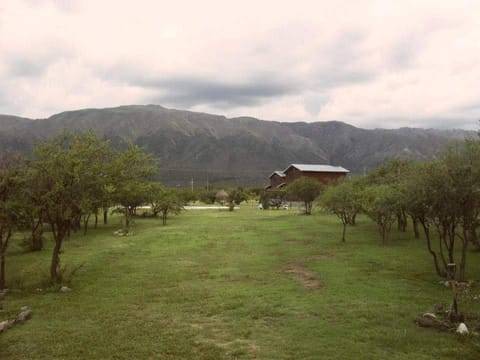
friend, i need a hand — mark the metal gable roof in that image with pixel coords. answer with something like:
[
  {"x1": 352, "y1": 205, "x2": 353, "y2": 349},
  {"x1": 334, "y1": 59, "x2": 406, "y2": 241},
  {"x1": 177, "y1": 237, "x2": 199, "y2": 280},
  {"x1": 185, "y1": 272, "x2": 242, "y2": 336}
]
[
  {"x1": 284, "y1": 164, "x2": 350, "y2": 173},
  {"x1": 269, "y1": 170, "x2": 286, "y2": 178}
]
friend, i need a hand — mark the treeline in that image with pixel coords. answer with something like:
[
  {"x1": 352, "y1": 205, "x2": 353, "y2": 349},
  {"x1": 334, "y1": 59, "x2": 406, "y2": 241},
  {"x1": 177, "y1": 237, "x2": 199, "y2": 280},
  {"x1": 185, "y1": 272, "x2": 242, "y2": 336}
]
[
  {"x1": 321, "y1": 138, "x2": 480, "y2": 282},
  {"x1": 0, "y1": 131, "x2": 189, "y2": 290}
]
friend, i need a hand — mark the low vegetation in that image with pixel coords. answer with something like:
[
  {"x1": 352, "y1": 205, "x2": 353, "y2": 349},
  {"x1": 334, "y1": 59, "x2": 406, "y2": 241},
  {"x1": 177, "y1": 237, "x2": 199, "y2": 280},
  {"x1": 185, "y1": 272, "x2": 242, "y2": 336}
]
[{"x1": 1, "y1": 208, "x2": 479, "y2": 359}]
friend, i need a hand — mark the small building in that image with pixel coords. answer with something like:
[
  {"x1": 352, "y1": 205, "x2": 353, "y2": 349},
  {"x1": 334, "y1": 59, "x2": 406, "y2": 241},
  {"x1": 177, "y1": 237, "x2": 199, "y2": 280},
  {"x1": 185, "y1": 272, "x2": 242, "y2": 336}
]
[
  {"x1": 266, "y1": 171, "x2": 286, "y2": 190},
  {"x1": 267, "y1": 163, "x2": 349, "y2": 189}
]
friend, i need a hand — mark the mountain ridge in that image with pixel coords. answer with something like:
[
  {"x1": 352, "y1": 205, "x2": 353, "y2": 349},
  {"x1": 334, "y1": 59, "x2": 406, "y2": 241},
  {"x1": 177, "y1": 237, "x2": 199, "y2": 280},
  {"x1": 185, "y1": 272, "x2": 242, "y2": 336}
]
[{"x1": 0, "y1": 105, "x2": 476, "y2": 186}]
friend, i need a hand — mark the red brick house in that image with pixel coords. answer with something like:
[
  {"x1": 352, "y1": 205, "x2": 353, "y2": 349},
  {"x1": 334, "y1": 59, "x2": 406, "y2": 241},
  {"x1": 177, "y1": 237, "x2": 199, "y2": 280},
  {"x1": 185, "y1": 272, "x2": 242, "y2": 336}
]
[{"x1": 266, "y1": 164, "x2": 349, "y2": 189}]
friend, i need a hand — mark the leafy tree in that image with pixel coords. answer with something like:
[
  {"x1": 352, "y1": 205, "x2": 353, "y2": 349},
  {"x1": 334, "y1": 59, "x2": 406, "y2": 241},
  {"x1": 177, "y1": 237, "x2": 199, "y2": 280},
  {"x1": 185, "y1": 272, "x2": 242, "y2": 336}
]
[
  {"x1": 67, "y1": 131, "x2": 115, "y2": 234},
  {"x1": 28, "y1": 132, "x2": 128, "y2": 283},
  {"x1": 400, "y1": 161, "x2": 448, "y2": 277},
  {"x1": 29, "y1": 133, "x2": 86, "y2": 283},
  {"x1": 395, "y1": 140, "x2": 480, "y2": 280},
  {"x1": 176, "y1": 189, "x2": 197, "y2": 205},
  {"x1": 226, "y1": 188, "x2": 248, "y2": 211},
  {"x1": 320, "y1": 179, "x2": 362, "y2": 242},
  {"x1": 150, "y1": 185, "x2": 184, "y2": 225},
  {"x1": 0, "y1": 153, "x2": 24, "y2": 290},
  {"x1": 366, "y1": 159, "x2": 413, "y2": 232},
  {"x1": 198, "y1": 189, "x2": 217, "y2": 204},
  {"x1": 111, "y1": 144, "x2": 157, "y2": 232},
  {"x1": 17, "y1": 171, "x2": 45, "y2": 251},
  {"x1": 287, "y1": 177, "x2": 323, "y2": 215},
  {"x1": 361, "y1": 185, "x2": 401, "y2": 244}
]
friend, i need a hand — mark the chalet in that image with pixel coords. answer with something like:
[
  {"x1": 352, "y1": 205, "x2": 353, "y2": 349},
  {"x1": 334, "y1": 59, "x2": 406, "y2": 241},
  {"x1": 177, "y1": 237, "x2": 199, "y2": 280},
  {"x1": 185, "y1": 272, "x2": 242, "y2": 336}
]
[
  {"x1": 266, "y1": 171, "x2": 286, "y2": 190},
  {"x1": 267, "y1": 164, "x2": 349, "y2": 189}
]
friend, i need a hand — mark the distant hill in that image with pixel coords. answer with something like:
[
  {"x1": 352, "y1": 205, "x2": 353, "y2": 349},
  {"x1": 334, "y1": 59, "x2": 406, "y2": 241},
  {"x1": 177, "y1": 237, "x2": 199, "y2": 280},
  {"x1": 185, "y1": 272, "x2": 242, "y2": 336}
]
[{"x1": 0, "y1": 105, "x2": 476, "y2": 186}]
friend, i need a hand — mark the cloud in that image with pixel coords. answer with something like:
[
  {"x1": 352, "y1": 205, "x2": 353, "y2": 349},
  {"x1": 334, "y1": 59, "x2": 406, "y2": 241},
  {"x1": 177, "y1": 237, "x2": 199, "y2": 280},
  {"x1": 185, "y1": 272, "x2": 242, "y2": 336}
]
[
  {"x1": 148, "y1": 77, "x2": 295, "y2": 108},
  {"x1": 304, "y1": 95, "x2": 329, "y2": 116},
  {"x1": 1, "y1": 0, "x2": 480, "y2": 129},
  {"x1": 99, "y1": 68, "x2": 297, "y2": 108}
]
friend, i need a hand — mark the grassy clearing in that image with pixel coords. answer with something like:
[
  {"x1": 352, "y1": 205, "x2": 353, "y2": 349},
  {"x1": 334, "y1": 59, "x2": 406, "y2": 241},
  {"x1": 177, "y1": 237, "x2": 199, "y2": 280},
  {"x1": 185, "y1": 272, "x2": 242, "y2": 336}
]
[{"x1": 1, "y1": 207, "x2": 479, "y2": 359}]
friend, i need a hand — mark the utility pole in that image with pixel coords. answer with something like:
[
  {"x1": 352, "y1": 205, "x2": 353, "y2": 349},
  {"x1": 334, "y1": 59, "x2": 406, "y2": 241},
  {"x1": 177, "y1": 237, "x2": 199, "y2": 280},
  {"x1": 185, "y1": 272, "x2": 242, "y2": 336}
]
[{"x1": 191, "y1": 178, "x2": 194, "y2": 193}]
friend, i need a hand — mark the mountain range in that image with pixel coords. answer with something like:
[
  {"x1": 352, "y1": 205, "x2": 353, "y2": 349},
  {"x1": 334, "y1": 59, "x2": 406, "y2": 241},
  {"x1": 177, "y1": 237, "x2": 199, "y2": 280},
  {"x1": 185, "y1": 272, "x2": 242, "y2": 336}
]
[{"x1": 0, "y1": 105, "x2": 475, "y2": 186}]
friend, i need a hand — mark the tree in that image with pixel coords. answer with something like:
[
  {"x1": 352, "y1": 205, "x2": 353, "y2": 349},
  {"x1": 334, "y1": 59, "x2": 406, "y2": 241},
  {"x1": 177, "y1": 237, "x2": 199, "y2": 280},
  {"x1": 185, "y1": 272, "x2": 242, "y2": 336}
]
[
  {"x1": 287, "y1": 177, "x2": 323, "y2": 215},
  {"x1": 400, "y1": 161, "x2": 448, "y2": 277},
  {"x1": 321, "y1": 179, "x2": 362, "y2": 242},
  {"x1": 67, "y1": 131, "x2": 115, "y2": 234},
  {"x1": 198, "y1": 189, "x2": 217, "y2": 204},
  {"x1": 150, "y1": 185, "x2": 184, "y2": 225},
  {"x1": 111, "y1": 144, "x2": 157, "y2": 232},
  {"x1": 395, "y1": 140, "x2": 480, "y2": 281},
  {"x1": 28, "y1": 132, "x2": 120, "y2": 283},
  {"x1": 0, "y1": 153, "x2": 23, "y2": 290},
  {"x1": 361, "y1": 185, "x2": 400, "y2": 244},
  {"x1": 29, "y1": 133, "x2": 85, "y2": 283},
  {"x1": 226, "y1": 188, "x2": 248, "y2": 211},
  {"x1": 366, "y1": 159, "x2": 413, "y2": 232}
]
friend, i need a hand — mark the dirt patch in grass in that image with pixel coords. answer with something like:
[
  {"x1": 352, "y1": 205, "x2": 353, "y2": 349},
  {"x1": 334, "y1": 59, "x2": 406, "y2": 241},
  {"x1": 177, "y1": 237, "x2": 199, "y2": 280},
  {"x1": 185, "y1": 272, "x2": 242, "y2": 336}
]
[
  {"x1": 284, "y1": 265, "x2": 321, "y2": 290},
  {"x1": 284, "y1": 238, "x2": 314, "y2": 246},
  {"x1": 307, "y1": 251, "x2": 336, "y2": 260}
]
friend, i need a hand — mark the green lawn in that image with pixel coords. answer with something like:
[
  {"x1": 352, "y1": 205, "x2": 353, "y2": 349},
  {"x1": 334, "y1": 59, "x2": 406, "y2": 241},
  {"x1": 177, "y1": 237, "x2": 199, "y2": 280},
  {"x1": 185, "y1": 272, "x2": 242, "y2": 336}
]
[{"x1": 1, "y1": 207, "x2": 479, "y2": 359}]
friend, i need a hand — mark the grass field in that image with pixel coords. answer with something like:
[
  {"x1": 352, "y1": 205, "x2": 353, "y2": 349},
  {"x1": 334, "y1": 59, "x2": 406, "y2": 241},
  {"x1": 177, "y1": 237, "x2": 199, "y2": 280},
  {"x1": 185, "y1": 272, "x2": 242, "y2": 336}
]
[{"x1": 1, "y1": 206, "x2": 479, "y2": 359}]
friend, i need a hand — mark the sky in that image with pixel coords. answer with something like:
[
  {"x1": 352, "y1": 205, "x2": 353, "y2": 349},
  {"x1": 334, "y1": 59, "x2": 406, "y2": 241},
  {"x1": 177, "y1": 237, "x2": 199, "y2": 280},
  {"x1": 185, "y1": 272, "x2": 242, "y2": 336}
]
[{"x1": 1, "y1": 0, "x2": 480, "y2": 129}]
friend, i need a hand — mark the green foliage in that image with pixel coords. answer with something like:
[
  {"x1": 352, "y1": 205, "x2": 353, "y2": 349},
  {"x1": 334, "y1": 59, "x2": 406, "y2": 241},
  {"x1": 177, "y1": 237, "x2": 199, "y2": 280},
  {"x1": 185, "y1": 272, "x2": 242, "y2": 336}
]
[
  {"x1": 226, "y1": 188, "x2": 248, "y2": 211},
  {"x1": 149, "y1": 184, "x2": 184, "y2": 225},
  {"x1": 0, "y1": 152, "x2": 24, "y2": 290},
  {"x1": 197, "y1": 189, "x2": 217, "y2": 204},
  {"x1": 361, "y1": 185, "x2": 401, "y2": 244},
  {"x1": 259, "y1": 190, "x2": 286, "y2": 210},
  {"x1": 320, "y1": 179, "x2": 362, "y2": 242},
  {"x1": 287, "y1": 177, "x2": 323, "y2": 215},
  {"x1": 111, "y1": 143, "x2": 157, "y2": 231}
]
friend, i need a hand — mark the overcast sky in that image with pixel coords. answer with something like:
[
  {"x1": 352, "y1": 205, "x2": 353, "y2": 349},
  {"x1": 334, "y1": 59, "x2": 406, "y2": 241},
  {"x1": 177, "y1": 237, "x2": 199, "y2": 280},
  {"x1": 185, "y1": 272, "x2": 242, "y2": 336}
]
[{"x1": 1, "y1": 0, "x2": 479, "y2": 129}]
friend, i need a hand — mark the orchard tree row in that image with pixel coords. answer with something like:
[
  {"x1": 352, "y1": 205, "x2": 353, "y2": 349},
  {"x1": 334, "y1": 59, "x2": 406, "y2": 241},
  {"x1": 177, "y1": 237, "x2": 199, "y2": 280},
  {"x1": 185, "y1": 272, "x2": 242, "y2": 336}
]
[
  {"x1": 0, "y1": 131, "x2": 186, "y2": 289},
  {"x1": 321, "y1": 138, "x2": 480, "y2": 282}
]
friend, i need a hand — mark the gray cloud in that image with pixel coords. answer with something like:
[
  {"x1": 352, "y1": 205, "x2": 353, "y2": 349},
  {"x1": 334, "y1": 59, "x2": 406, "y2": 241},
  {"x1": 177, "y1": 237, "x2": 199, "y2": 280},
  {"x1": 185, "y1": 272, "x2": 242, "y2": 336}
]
[
  {"x1": 304, "y1": 95, "x2": 329, "y2": 116},
  {"x1": 389, "y1": 38, "x2": 419, "y2": 69},
  {"x1": 97, "y1": 65, "x2": 297, "y2": 108},
  {"x1": 6, "y1": 47, "x2": 72, "y2": 78},
  {"x1": 7, "y1": 58, "x2": 48, "y2": 78},
  {"x1": 145, "y1": 77, "x2": 295, "y2": 108},
  {"x1": 311, "y1": 31, "x2": 376, "y2": 89},
  {"x1": 361, "y1": 116, "x2": 479, "y2": 131}
]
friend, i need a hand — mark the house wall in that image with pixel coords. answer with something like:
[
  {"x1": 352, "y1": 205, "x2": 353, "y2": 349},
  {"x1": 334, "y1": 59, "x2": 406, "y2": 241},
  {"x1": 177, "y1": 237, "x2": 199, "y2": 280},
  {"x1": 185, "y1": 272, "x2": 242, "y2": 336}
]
[
  {"x1": 284, "y1": 167, "x2": 346, "y2": 185},
  {"x1": 270, "y1": 174, "x2": 285, "y2": 188}
]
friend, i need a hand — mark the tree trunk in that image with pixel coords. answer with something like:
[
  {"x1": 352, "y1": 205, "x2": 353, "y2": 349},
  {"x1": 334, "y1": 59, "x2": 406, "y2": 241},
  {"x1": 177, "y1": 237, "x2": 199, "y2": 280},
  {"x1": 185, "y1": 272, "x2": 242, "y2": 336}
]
[
  {"x1": 412, "y1": 216, "x2": 420, "y2": 239},
  {"x1": 0, "y1": 251, "x2": 5, "y2": 291},
  {"x1": 31, "y1": 218, "x2": 43, "y2": 251},
  {"x1": 103, "y1": 208, "x2": 108, "y2": 225},
  {"x1": 397, "y1": 212, "x2": 407, "y2": 232},
  {"x1": 470, "y1": 227, "x2": 480, "y2": 251},
  {"x1": 50, "y1": 225, "x2": 66, "y2": 284},
  {"x1": 0, "y1": 229, "x2": 11, "y2": 290},
  {"x1": 83, "y1": 214, "x2": 91, "y2": 235},
  {"x1": 342, "y1": 222, "x2": 347, "y2": 243},
  {"x1": 459, "y1": 229, "x2": 469, "y2": 282},
  {"x1": 124, "y1": 208, "x2": 130, "y2": 231},
  {"x1": 421, "y1": 221, "x2": 446, "y2": 278},
  {"x1": 94, "y1": 209, "x2": 98, "y2": 229},
  {"x1": 350, "y1": 213, "x2": 357, "y2": 226},
  {"x1": 305, "y1": 201, "x2": 312, "y2": 215}
]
